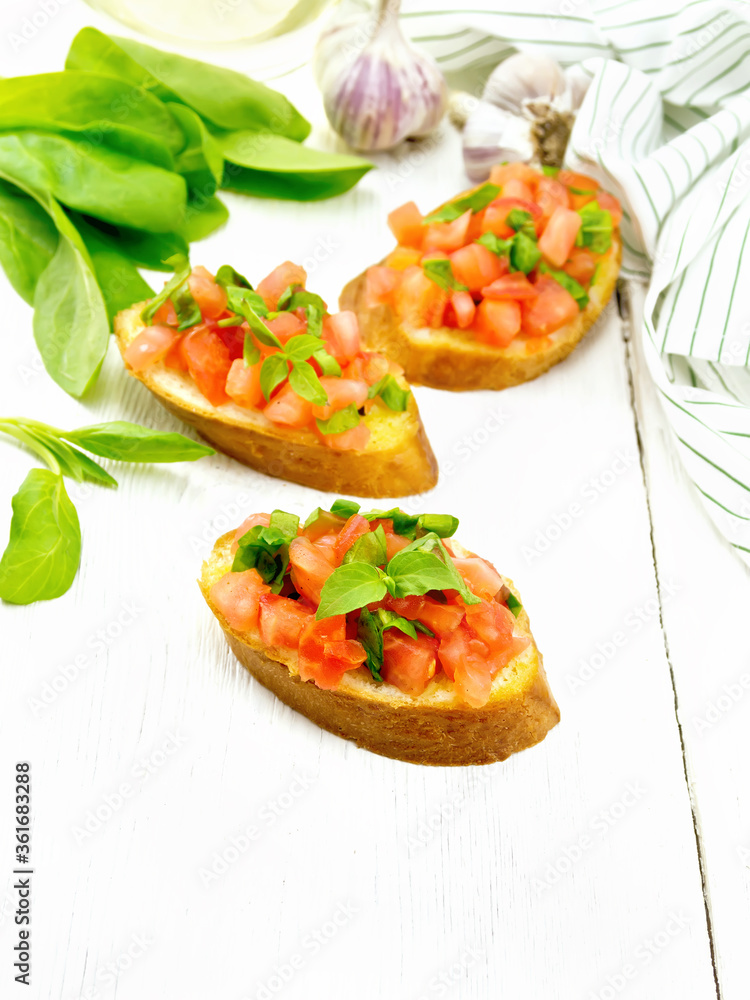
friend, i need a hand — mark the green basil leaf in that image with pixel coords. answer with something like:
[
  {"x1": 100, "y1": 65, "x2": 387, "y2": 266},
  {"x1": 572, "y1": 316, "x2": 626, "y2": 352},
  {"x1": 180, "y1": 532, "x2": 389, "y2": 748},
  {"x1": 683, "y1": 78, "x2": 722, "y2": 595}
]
[
  {"x1": 356, "y1": 607, "x2": 384, "y2": 682},
  {"x1": 66, "y1": 28, "x2": 310, "y2": 141},
  {"x1": 279, "y1": 288, "x2": 327, "y2": 314},
  {"x1": 423, "y1": 258, "x2": 468, "y2": 292},
  {"x1": 418, "y1": 514, "x2": 459, "y2": 538},
  {"x1": 316, "y1": 403, "x2": 361, "y2": 436},
  {"x1": 232, "y1": 524, "x2": 291, "y2": 592},
  {"x1": 215, "y1": 264, "x2": 252, "y2": 289},
  {"x1": 510, "y1": 233, "x2": 541, "y2": 274},
  {"x1": 575, "y1": 200, "x2": 612, "y2": 254},
  {"x1": 0, "y1": 469, "x2": 80, "y2": 605},
  {"x1": 414, "y1": 621, "x2": 435, "y2": 637},
  {"x1": 285, "y1": 334, "x2": 325, "y2": 363},
  {"x1": 288, "y1": 360, "x2": 328, "y2": 405},
  {"x1": 218, "y1": 130, "x2": 372, "y2": 202},
  {"x1": 0, "y1": 178, "x2": 58, "y2": 304},
  {"x1": 316, "y1": 562, "x2": 387, "y2": 619},
  {"x1": 21, "y1": 426, "x2": 117, "y2": 487},
  {"x1": 62, "y1": 421, "x2": 214, "y2": 462},
  {"x1": 542, "y1": 165, "x2": 560, "y2": 177},
  {"x1": 243, "y1": 333, "x2": 261, "y2": 366},
  {"x1": 247, "y1": 313, "x2": 281, "y2": 347},
  {"x1": 172, "y1": 280, "x2": 202, "y2": 331},
  {"x1": 303, "y1": 507, "x2": 324, "y2": 530},
  {"x1": 330, "y1": 499, "x2": 360, "y2": 518},
  {"x1": 260, "y1": 353, "x2": 289, "y2": 401},
  {"x1": 423, "y1": 183, "x2": 500, "y2": 224},
  {"x1": 477, "y1": 232, "x2": 512, "y2": 258},
  {"x1": 378, "y1": 609, "x2": 418, "y2": 640},
  {"x1": 313, "y1": 347, "x2": 341, "y2": 376},
  {"x1": 539, "y1": 262, "x2": 589, "y2": 309},
  {"x1": 506, "y1": 209, "x2": 536, "y2": 239},
  {"x1": 226, "y1": 283, "x2": 268, "y2": 318},
  {"x1": 306, "y1": 303, "x2": 323, "y2": 338},
  {"x1": 343, "y1": 524, "x2": 387, "y2": 567},
  {"x1": 269, "y1": 509, "x2": 299, "y2": 538},
  {"x1": 140, "y1": 252, "x2": 190, "y2": 325},
  {"x1": 367, "y1": 374, "x2": 410, "y2": 412},
  {"x1": 359, "y1": 507, "x2": 419, "y2": 538},
  {"x1": 506, "y1": 592, "x2": 523, "y2": 617},
  {"x1": 387, "y1": 533, "x2": 481, "y2": 604}
]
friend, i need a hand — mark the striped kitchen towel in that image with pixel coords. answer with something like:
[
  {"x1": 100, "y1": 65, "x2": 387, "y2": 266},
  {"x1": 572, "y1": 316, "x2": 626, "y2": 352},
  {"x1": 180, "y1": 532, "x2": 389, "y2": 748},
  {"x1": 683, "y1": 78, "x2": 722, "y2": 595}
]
[{"x1": 399, "y1": 0, "x2": 750, "y2": 563}]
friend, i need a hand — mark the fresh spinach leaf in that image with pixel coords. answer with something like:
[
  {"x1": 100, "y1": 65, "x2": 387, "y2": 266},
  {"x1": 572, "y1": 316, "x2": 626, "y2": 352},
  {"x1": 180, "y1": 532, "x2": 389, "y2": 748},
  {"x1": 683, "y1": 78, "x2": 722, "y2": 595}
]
[
  {"x1": 72, "y1": 214, "x2": 153, "y2": 323},
  {"x1": 61, "y1": 421, "x2": 214, "y2": 462},
  {"x1": 169, "y1": 102, "x2": 224, "y2": 196},
  {"x1": 0, "y1": 178, "x2": 57, "y2": 303}
]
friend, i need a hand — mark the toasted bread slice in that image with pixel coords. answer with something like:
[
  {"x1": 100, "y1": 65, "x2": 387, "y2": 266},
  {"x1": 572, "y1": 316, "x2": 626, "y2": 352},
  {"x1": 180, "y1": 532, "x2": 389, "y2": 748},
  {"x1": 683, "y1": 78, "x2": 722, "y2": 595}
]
[
  {"x1": 340, "y1": 239, "x2": 621, "y2": 393},
  {"x1": 114, "y1": 303, "x2": 438, "y2": 498},
  {"x1": 200, "y1": 532, "x2": 560, "y2": 766}
]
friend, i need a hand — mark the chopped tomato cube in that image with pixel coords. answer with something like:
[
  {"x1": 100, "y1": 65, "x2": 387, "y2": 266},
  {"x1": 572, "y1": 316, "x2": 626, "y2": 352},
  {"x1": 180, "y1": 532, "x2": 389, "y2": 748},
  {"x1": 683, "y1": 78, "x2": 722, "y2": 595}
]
[
  {"x1": 384, "y1": 530, "x2": 411, "y2": 560},
  {"x1": 188, "y1": 265, "x2": 227, "y2": 319},
  {"x1": 318, "y1": 421, "x2": 371, "y2": 451},
  {"x1": 502, "y1": 178, "x2": 534, "y2": 202},
  {"x1": 214, "y1": 322, "x2": 246, "y2": 361},
  {"x1": 437, "y1": 623, "x2": 493, "y2": 706},
  {"x1": 256, "y1": 261, "x2": 307, "y2": 311},
  {"x1": 463, "y1": 599, "x2": 514, "y2": 647},
  {"x1": 263, "y1": 382, "x2": 312, "y2": 428},
  {"x1": 298, "y1": 616, "x2": 365, "y2": 689},
  {"x1": 225, "y1": 358, "x2": 264, "y2": 409},
  {"x1": 322, "y1": 311, "x2": 361, "y2": 363},
  {"x1": 387, "y1": 201, "x2": 424, "y2": 248},
  {"x1": 180, "y1": 326, "x2": 232, "y2": 406},
  {"x1": 481, "y1": 273, "x2": 538, "y2": 300},
  {"x1": 365, "y1": 266, "x2": 402, "y2": 307},
  {"x1": 394, "y1": 266, "x2": 448, "y2": 328},
  {"x1": 450, "y1": 290, "x2": 476, "y2": 328},
  {"x1": 265, "y1": 311, "x2": 306, "y2": 344},
  {"x1": 473, "y1": 298, "x2": 521, "y2": 347},
  {"x1": 538, "y1": 206, "x2": 582, "y2": 268},
  {"x1": 450, "y1": 243, "x2": 506, "y2": 292},
  {"x1": 334, "y1": 514, "x2": 371, "y2": 564},
  {"x1": 452, "y1": 557, "x2": 503, "y2": 599},
  {"x1": 232, "y1": 512, "x2": 271, "y2": 550},
  {"x1": 558, "y1": 170, "x2": 599, "y2": 193},
  {"x1": 595, "y1": 189, "x2": 623, "y2": 227},
  {"x1": 289, "y1": 536, "x2": 336, "y2": 604},
  {"x1": 489, "y1": 162, "x2": 540, "y2": 187},
  {"x1": 563, "y1": 247, "x2": 597, "y2": 284},
  {"x1": 343, "y1": 352, "x2": 389, "y2": 386},
  {"x1": 536, "y1": 176, "x2": 570, "y2": 223},
  {"x1": 522, "y1": 275, "x2": 579, "y2": 336},
  {"x1": 259, "y1": 594, "x2": 314, "y2": 649},
  {"x1": 210, "y1": 569, "x2": 272, "y2": 632},
  {"x1": 482, "y1": 197, "x2": 542, "y2": 238},
  {"x1": 422, "y1": 209, "x2": 472, "y2": 253},
  {"x1": 302, "y1": 510, "x2": 343, "y2": 542},
  {"x1": 312, "y1": 378, "x2": 368, "y2": 421},
  {"x1": 123, "y1": 324, "x2": 181, "y2": 371},
  {"x1": 386, "y1": 246, "x2": 423, "y2": 271},
  {"x1": 385, "y1": 594, "x2": 465, "y2": 638},
  {"x1": 381, "y1": 630, "x2": 439, "y2": 696}
]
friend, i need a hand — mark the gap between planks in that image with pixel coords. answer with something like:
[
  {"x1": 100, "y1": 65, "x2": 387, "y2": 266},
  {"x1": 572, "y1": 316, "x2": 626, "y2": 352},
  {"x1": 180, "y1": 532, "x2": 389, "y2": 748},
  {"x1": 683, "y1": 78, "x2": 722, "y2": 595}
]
[{"x1": 617, "y1": 280, "x2": 723, "y2": 1000}]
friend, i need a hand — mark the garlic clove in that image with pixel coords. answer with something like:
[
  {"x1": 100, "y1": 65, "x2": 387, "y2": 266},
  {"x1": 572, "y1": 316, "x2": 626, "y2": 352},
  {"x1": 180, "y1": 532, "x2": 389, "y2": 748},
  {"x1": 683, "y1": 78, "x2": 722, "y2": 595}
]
[
  {"x1": 313, "y1": 0, "x2": 447, "y2": 153},
  {"x1": 483, "y1": 51, "x2": 569, "y2": 116},
  {"x1": 462, "y1": 101, "x2": 535, "y2": 182}
]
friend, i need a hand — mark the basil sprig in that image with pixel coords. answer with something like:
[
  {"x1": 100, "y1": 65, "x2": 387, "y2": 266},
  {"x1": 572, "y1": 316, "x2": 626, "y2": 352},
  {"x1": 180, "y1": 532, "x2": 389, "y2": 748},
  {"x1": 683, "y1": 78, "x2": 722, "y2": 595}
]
[
  {"x1": 303, "y1": 501, "x2": 459, "y2": 542},
  {"x1": 422, "y1": 258, "x2": 468, "y2": 292},
  {"x1": 422, "y1": 183, "x2": 500, "y2": 224},
  {"x1": 357, "y1": 607, "x2": 434, "y2": 682},
  {"x1": 343, "y1": 524, "x2": 387, "y2": 566},
  {"x1": 575, "y1": 200, "x2": 612, "y2": 254},
  {"x1": 367, "y1": 374, "x2": 410, "y2": 412},
  {"x1": 276, "y1": 285, "x2": 326, "y2": 337},
  {"x1": 539, "y1": 262, "x2": 589, "y2": 309},
  {"x1": 0, "y1": 417, "x2": 213, "y2": 605},
  {"x1": 232, "y1": 509, "x2": 300, "y2": 592},
  {"x1": 140, "y1": 252, "x2": 201, "y2": 330},
  {"x1": 316, "y1": 531, "x2": 480, "y2": 619},
  {"x1": 477, "y1": 231, "x2": 541, "y2": 275}
]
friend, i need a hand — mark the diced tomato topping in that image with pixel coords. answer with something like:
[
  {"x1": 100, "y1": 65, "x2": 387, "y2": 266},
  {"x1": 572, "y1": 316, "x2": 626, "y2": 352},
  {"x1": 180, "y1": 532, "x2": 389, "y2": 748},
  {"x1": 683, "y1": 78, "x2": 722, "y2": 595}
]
[
  {"x1": 188, "y1": 266, "x2": 227, "y2": 319},
  {"x1": 225, "y1": 358, "x2": 264, "y2": 409},
  {"x1": 334, "y1": 514, "x2": 371, "y2": 564},
  {"x1": 452, "y1": 557, "x2": 503, "y2": 599},
  {"x1": 322, "y1": 311, "x2": 361, "y2": 363},
  {"x1": 521, "y1": 275, "x2": 579, "y2": 336},
  {"x1": 123, "y1": 325, "x2": 181, "y2": 371},
  {"x1": 387, "y1": 201, "x2": 424, "y2": 249},
  {"x1": 489, "y1": 162, "x2": 541, "y2": 187},
  {"x1": 481, "y1": 273, "x2": 538, "y2": 301},
  {"x1": 473, "y1": 298, "x2": 521, "y2": 347},
  {"x1": 535, "y1": 176, "x2": 570, "y2": 223},
  {"x1": 422, "y1": 209, "x2": 472, "y2": 253},
  {"x1": 263, "y1": 381, "x2": 312, "y2": 428},
  {"x1": 502, "y1": 178, "x2": 535, "y2": 202},
  {"x1": 288, "y1": 536, "x2": 335, "y2": 604},
  {"x1": 312, "y1": 533, "x2": 339, "y2": 565},
  {"x1": 259, "y1": 594, "x2": 314, "y2": 648},
  {"x1": 563, "y1": 247, "x2": 598, "y2": 284},
  {"x1": 298, "y1": 616, "x2": 365, "y2": 689},
  {"x1": 343, "y1": 352, "x2": 389, "y2": 386},
  {"x1": 153, "y1": 300, "x2": 177, "y2": 325},
  {"x1": 538, "y1": 206, "x2": 582, "y2": 268},
  {"x1": 450, "y1": 243, "x2": 506, "y2": 292},
  {"x1": 595, "y1": 189, "x2": 623, "y2": 227},
  {"x1": 558, "y1": 170, "x2": 599, "y2": 193},
  {"x1": 384, "y1": 530, "x2": 411, "y2": 560},
  {"x1": 394, "y1": 266, "x2": 448, "y2": 328},
  {"x1": 365, "y1": 266, "x2": 402, "y2": 307},
  {"x1": 302, "y1": 511, "x2": 343, "y2": 542},
  {"x1": 386, "y1": 246, "x2": 423, "y2": 271},
  {"x1": 214, "y1": 322, "x2": 246, "y2": 361},
  {"x1": 437, "y1": 622, "x2": 493, "y2": 707},
  {"x1": 482, "y1": 198, "x2": 542, "y2": 238},
  {"x1": 318, "y1": 421, "x2": 371, "y2": 451},
  {"x1": 210, "y1": 569, "x2": 271, "y2": 632},
  {"x1": 381, "y1": 630, "x2": 439, "y2": 696},
  {"x1": 265, "y1": 311, "x2": 306, "y2": 344},
  {"x1": 311, "y1": 378, "x2": 368, "y2": 421},
  {"x1": 180, "y1": 326, "x2": 232, "y2": 406},
  {"x1": 232, "y1": 512, "x2": 271, "y2": 549},
  {"x1": 450, "y1": 290, "x2": 476, "y2": 328},
  {"x1": 256, "y1": 261, "x2": 307, "y2": 311},
  {"x1": 463, "y1": 599, "x2": 514, "y2": 647},
  {"x1": 385, "y1": 594, "x2": 465, "y2": 638}
]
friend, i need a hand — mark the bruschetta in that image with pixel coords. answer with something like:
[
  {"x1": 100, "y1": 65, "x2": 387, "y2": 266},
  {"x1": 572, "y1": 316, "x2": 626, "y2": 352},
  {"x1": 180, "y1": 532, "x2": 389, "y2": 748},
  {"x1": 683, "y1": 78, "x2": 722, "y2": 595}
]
[
  {"x1": 340, "y1": 164, "x2": 622, "y2": 391},
  {"x1": 114, "y1": 261, "x2": 437, "y2": 497},
  {"x1": 200, "y1": 501, "x2": 559, "y2": 765}
]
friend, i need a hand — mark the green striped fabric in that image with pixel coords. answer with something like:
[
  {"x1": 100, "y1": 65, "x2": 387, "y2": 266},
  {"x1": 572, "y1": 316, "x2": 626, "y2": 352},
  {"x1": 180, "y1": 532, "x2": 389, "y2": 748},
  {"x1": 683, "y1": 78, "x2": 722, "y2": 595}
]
[{"x1": 401, "y1": 0, "x2": 750, "y2": 562}]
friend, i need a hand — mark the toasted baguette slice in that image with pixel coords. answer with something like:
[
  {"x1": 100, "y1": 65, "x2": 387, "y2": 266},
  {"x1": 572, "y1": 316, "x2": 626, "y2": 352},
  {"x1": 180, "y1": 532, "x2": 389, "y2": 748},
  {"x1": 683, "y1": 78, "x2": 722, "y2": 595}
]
[
  {"x1": 340, "y1": 238, "x2": 621, "y2": 393},
  {"x1": 200, "y1": 532, "x2": 560, "y2": 766},
  {"x1": 114, "y1": 303, "x2": 438, "y2": 498}
]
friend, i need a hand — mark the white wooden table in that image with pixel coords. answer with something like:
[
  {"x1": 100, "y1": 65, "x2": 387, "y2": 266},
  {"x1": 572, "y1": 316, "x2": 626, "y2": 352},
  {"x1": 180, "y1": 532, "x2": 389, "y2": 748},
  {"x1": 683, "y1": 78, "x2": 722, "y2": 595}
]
[{"x1": 2, "y1": 5, "x2": 749, "y2": 998}]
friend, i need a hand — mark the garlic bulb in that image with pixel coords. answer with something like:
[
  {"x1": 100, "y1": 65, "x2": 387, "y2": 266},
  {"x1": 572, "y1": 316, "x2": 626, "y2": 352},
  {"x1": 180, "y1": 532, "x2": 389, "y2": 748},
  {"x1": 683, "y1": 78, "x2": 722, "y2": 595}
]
[
  {"x1": 461, "y1": 52, "x2": 589, "y2": 181},
  {"x1": 314, "y1": 0, "x2": 448, "y2": 152}
]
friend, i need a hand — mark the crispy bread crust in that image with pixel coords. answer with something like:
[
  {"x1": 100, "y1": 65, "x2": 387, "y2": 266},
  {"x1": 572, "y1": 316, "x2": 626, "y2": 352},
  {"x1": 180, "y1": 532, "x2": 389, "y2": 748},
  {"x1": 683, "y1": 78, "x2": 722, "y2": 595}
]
[
  {"x1": 339, "y1": 229, "x2": 621, "y2": 392},
  {"x1": 114, "y1": 304, "x2": 438, "y2": 498},
  {"x1": 199, "y1": 532, "x2": 560, "y2": 766}
]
